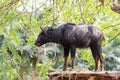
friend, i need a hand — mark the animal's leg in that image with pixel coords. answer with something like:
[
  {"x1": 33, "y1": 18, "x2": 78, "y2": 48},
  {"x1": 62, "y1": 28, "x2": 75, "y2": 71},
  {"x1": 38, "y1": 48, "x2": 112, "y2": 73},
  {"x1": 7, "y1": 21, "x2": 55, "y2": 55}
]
[
  {"x1": 71, "y1": 57, "x2": 75, "y2": 71},
  {"x1": 90, "y1": 45, "x2": 99, "y2": 71},
  {"x1": 95, "y1": 57, "x2": 99, "y2": 71},
  {"x1": 63, "y1": 48, "x2": 69, "y2": 71},
  {"x1": 97, "y1": 45, "x2": 104, "y2": 71},
  {"x1": 70, "y1": 45, "x2": 76, "y2": 71},
  {"x1": 100, "y1": 56, "x2": 104, "y2": 71},
  {"x1": 63, "y1": 57, "x2": 68, "y2": 71}
]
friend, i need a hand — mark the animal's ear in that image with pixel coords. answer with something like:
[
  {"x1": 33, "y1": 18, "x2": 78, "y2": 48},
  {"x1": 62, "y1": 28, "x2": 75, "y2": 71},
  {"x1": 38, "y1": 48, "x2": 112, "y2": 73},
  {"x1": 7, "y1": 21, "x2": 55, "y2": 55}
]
[{"x1": 40, "y1": 27, "x2": 47, "y2": 35}]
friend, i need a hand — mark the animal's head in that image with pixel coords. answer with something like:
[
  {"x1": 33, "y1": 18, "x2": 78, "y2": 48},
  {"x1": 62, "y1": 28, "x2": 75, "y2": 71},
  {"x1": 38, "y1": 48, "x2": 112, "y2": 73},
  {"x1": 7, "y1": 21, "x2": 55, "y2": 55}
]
[{"x1": 34, "y1": 27, "x2": 54, "y2": 47}]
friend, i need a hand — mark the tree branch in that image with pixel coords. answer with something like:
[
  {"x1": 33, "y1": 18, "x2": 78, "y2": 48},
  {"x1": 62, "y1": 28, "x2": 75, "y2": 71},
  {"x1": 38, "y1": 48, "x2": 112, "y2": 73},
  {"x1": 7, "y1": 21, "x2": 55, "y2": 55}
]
[
  {"x1": 111, "y1": 0, "x2": 120, "y2": 14},
  {"x1": 77, "y1": 0, "x2": 86, "y2": 23},
  {"x1": 102, "y1": 23, "x2": 120, "y2": 31},
  {"x1": 109, "y1": 32, "x2": 120, "y2": 42},
  {"x1": 31, "y1": 47, "x2": 41, "y2": 80}
]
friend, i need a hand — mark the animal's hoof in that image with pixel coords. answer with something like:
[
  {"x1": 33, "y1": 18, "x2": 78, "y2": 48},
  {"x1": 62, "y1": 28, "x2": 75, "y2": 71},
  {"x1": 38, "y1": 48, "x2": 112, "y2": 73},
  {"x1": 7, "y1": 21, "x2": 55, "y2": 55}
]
[
  {"x1": 70, "y1": 70, "x2": 76, "y2": 73},
  {"x1": 71, "y1": 68, "x2": 75, "y2": 71},
  {"x1": 101, "y1": 69, "x2": 104, "y2": 72},
  {"x1": 63, "y1": 68, "x2": 66, "y2": 71},
  {"x1": 94, "y1": 70, "x2": 98, "y2": 72}
]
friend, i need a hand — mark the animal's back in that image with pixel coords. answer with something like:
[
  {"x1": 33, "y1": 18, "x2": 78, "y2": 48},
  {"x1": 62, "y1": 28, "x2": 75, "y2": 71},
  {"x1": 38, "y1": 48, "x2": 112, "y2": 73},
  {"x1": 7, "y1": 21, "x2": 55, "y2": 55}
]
[{"x1": 58, "y1": 23, "x2": 104, "y2": 48}]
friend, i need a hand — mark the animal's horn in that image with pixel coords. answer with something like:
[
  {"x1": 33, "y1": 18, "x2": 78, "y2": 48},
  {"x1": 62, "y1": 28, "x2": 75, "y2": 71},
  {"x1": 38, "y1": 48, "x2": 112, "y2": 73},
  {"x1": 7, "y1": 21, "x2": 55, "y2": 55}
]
[{"x1": 40, "y1": 27, "x2": 43, "y2": 31}]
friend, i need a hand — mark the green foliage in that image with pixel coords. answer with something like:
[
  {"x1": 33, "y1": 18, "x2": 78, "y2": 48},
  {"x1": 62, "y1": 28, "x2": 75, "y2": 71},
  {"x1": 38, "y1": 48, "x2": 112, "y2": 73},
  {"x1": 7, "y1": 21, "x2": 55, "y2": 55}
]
[
  {"x1": 77, "y1": 49, "x2": 94, "y2": 68},
  {"x1": 103, "y1": 37, "x2": 120, "y2": 71},
  {"x1": 0, "y1": 0, "x2": 120, "y2": 80}
]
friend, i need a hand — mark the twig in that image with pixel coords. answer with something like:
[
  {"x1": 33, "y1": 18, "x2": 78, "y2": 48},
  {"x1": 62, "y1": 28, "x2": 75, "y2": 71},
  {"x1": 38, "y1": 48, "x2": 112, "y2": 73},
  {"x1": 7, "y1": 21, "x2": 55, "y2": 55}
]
[
  {"x1": 31, "y1": 47, "x2": 41, "y2": 80},
  {"x1": 77, "y1": 0, "x2": 86, "y2": 23},
  {"x1": 21, "y1": 0, "x2": 28, "y2": 13},
  {"x1": 102, "y1": 23, "x2": 120, "y2": 31},
  {"x1": 109, "y1": 32, "x2": 120, "y2": 42},
  {"x1": 34, "y1": 0, "x2": 48, "y2": 13},
  {"x1": 0, "y1": 0, "x2": 20, "y2": 11},
  {"x1": 60, "y1": 0, "x2": 66, "y2": 10}
]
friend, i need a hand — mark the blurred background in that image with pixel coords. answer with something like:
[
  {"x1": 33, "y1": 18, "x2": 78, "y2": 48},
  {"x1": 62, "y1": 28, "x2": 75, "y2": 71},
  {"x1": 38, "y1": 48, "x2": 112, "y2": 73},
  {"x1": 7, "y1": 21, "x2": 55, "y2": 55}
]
[{"x1": 0, "y1": 0, "x2": 120, "y2": 80}]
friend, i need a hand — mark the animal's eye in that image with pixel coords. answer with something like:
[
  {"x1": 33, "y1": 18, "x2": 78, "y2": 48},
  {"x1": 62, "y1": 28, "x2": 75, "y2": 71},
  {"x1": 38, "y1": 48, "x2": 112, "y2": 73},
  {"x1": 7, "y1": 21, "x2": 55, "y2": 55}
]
[{"x1": 40, "y1": 31, "x2": 46, "y2": 35}]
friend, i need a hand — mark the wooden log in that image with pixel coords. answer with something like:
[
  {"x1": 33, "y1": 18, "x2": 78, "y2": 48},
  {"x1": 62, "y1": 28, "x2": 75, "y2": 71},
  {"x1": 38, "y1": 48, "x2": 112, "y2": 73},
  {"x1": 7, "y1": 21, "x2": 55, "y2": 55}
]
[{"x1": 47, "y1": 71, "x2": 120, "y2": 80}]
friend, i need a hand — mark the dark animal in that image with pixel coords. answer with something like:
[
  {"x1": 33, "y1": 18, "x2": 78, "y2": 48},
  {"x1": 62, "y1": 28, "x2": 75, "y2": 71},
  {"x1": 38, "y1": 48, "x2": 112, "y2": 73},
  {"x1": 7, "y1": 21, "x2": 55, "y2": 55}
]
[{"x1": 34, "y1": 23, "x2": 104, "y2": 71}]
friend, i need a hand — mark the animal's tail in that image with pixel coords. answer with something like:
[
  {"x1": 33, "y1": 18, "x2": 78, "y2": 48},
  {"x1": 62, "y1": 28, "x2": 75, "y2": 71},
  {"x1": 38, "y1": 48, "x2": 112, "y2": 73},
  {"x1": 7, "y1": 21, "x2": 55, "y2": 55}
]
[
  {"x1": 103, "y1": 35, "x2": 105, "y2": 40},
  {"x1": 100, "y1": 33, "x2": 105, "y2": 41}
]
